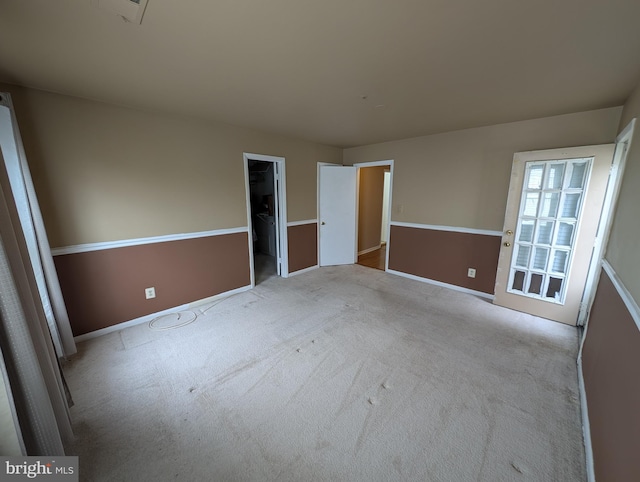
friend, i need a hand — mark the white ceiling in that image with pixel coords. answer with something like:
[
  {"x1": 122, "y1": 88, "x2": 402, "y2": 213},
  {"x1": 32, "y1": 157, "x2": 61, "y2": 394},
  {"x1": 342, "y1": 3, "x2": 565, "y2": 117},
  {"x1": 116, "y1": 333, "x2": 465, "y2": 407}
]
[{"x1": 2, "y1": 0, "x2": 640, "y2": 148}]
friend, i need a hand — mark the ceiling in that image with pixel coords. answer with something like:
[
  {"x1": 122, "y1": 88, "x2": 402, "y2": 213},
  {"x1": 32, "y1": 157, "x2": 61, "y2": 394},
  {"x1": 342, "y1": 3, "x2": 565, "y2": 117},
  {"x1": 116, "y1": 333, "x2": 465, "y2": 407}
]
[{"x1": 1, "y1": 0, "x2": 640, "y2": 148}]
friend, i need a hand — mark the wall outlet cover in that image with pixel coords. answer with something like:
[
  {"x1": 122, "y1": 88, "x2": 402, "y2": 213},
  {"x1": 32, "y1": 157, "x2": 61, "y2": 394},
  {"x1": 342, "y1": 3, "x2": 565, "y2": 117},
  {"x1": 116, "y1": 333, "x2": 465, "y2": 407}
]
[
  {"x1": 467, "y1": 268, "x2": 476, "y2": 278},
  {"x1": 145, "y1": 287, "x2": 156, "y2": 299}
]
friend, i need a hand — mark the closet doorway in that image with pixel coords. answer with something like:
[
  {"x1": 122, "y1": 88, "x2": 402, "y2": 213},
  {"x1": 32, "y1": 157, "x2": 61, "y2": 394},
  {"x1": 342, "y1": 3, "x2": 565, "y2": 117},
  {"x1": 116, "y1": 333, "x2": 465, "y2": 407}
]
[{"x1": 243, "y1": 153, "x2": 288, "y2": 286}]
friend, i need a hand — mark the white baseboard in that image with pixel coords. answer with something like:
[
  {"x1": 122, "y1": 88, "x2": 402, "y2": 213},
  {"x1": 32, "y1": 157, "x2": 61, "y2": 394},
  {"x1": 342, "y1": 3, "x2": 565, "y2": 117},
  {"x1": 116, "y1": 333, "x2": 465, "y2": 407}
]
[
  {"x1": 358, "y1": 244, "x2": 382, "y2": 256},
  {"x1": 73, "y1": 284, "x2": 252, "y2": 343},
  {"x1": 287, "y1": 265, "x2": 319, "y2": 277},
  {"x1": 386, "y1": 268, "x2": 495, "y2": 300},
  {"x1": 577, "y1": 357, "x2": 596, "y2": 482},
  {"x1": 187, "y1": 285, "x2": 252, "y2": 309}
]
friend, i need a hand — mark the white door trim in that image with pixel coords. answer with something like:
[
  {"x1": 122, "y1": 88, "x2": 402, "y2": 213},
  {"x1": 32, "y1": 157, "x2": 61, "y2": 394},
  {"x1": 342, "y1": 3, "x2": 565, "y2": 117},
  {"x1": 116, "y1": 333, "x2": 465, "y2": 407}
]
[
  {"x1": 577, "y1": 118, "x2": 636, "y2": 326},
  {"x1": 243, "y1": 153, "x2": 289, "y2": 287},
  {"x1": 353, "y1": 160, "x2": 394, "y2": 271}
]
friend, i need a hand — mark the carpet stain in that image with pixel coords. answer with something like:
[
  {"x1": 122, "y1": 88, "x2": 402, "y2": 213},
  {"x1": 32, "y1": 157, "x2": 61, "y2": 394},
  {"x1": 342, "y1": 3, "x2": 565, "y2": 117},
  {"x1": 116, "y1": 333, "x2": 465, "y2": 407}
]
[
  {"x1": 437, "y1": 401, "x2": 453, "y2": 425},
  {"x1": 476, "y1": 399, "x2": 497, "y2": 480},
  {"x1": 565, "y1": 387, "x2": 579, "y2": 404},
  {"x1": 194, "y1": 390, "x2": 217, "y2": 412},
  {"x1": 243, "y1": 353, "x2": 291, "y2": 395},
  {"x1": 510, "y1": 461, "x2": 525, "y2": 474},
  {"x1": 212, "y1": 357, "x2": 262, "y2": 387},
  {"x1": 315, "y1": 439, "x2": 332, "y2": 451},
  {"x1": 334, "y1": 360, "x2": 366, "y2": 417},
  {"x1": 288, "y1": 351, "x2": 334, "y2": 404},
  {"x1": 354, "y1": 405, "x2": 375, "y2": 454},
  {"x1": 392, "y1": 455, "x2": 403, "y2": 476}
]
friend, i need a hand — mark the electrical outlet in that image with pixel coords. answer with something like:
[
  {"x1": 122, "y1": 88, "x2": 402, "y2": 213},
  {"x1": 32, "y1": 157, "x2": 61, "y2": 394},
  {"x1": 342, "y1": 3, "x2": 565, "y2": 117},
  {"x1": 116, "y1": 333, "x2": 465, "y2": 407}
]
[
  {"x1": 145, "y1": 287, "x2": 156, "y2": 299},
  {"x1": 467, "y1": 268, "x2": 476, "y2": 278}
]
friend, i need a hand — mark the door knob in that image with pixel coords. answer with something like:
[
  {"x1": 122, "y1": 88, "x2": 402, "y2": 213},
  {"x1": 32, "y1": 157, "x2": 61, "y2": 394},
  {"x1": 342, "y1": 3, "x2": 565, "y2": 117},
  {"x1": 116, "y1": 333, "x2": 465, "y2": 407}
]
[
  {"x1": 504, "y1": 242, "x2": 511, "y2": 247},
  {"x1": 506, "y1": 230, "x2": 513, "y2": 236}
]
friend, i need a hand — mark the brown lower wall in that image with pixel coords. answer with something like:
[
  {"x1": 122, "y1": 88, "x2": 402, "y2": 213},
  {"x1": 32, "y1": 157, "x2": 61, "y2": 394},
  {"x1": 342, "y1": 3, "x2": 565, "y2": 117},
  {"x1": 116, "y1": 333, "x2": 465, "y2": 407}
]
[
  {"x1": 581, "y1": 268, "x2": 640, "y2": 481},
  {"x1": 54, "y1": 232, "x2": 251, "y2": 336},
  {"x1": 288, "y1": 223, "x2": 318, "y2": 273},
  {"x1": 388, "y1": 225, "x2": 501, "y2": 294}
]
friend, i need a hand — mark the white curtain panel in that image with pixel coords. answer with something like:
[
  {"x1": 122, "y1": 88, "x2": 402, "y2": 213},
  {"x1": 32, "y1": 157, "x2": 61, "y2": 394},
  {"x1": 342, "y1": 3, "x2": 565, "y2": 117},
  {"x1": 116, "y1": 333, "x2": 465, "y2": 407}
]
[
  {"x1": 0, "y1": 148, "x2": 73, "y2": 454},
  {"x1": 0, "y1": 94, "x2": 76, "y2": 358}
]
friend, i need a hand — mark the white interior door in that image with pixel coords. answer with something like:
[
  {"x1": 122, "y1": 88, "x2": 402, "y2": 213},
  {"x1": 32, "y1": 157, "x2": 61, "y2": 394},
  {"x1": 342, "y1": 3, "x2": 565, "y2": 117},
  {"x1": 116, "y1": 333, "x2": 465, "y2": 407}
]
[
  {"x1": 494, "y1": 145, "x2": 615, "y2": 325},
  {"x1": 319, "y1": 165, "x2": 357, "y2": 266}
]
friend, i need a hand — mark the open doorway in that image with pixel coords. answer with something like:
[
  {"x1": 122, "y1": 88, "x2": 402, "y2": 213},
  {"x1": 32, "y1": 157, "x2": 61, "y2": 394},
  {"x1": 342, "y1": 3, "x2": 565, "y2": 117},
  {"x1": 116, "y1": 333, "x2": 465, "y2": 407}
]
[
  {"x1": 243, "y1": 153, "x2": 288, "y2": 286},
  {"x1": 317, "y1": 160, "x2": 393, "y2": 269},
  {"x1": 354, "y1": 161, "x2": 393, "y2": 271}
]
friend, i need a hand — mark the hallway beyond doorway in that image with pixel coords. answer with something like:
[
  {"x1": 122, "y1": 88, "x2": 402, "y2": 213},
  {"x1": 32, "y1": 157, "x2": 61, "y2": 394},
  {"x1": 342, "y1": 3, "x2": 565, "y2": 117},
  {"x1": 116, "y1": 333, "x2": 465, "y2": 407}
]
[{"x1": 357, "y1": 244, "x2": 386, "y2": 271}]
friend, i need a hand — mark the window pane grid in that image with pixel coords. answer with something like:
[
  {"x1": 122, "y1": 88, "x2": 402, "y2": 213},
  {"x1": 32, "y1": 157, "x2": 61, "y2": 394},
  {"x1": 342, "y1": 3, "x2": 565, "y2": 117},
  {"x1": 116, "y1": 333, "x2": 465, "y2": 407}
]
[
  {"x1": 508, "y1": 158, "x2": 591, "y2": 304},
  {"x1": 508, "y1": 269, "x2": 567, "y2": 297}
]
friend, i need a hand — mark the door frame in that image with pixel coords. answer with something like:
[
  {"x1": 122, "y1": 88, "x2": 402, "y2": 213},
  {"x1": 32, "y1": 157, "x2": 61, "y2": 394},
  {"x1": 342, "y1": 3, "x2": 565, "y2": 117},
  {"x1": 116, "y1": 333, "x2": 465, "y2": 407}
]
[
  {"x1": 353, "y1": 160, "x2": 394, "y2": 271},
  {"x1": 316, "y1": 159, "x2": 395, "y2": 269},
  {"x1": 578, "y1": 118, "x2": 636, "y2": 325},
  {"x1": 243, "y1": 153, "x2": 289, "y2": 287}
]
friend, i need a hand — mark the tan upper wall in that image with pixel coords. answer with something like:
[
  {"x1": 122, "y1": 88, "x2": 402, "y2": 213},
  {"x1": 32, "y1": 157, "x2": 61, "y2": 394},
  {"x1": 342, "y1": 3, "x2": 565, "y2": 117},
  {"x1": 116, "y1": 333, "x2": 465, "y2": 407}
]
[
  {"x1": 2, "y1": 84, "x2": 341, "y2": 247},
  {"x1": 344, "y1": 107, "x2": 622, "y2": 231},
  {"x1": 606, "y1": 80, "x2": 640, "y2": 302}
]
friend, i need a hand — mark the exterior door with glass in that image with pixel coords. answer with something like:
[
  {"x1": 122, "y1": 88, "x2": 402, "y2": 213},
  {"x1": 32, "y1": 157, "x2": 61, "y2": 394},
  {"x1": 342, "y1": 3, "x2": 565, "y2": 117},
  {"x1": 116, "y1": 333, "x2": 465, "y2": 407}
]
[{"x1": 494, "y1": 145, "x2": 615, "y2": 325}]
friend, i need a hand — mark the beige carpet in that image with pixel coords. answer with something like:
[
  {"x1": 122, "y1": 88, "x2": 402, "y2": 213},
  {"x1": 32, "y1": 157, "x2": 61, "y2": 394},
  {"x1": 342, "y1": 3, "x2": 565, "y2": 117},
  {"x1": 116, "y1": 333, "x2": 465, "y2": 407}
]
[{"x1": 63, "y1": 265, "x2": 585, "y2": 481}]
